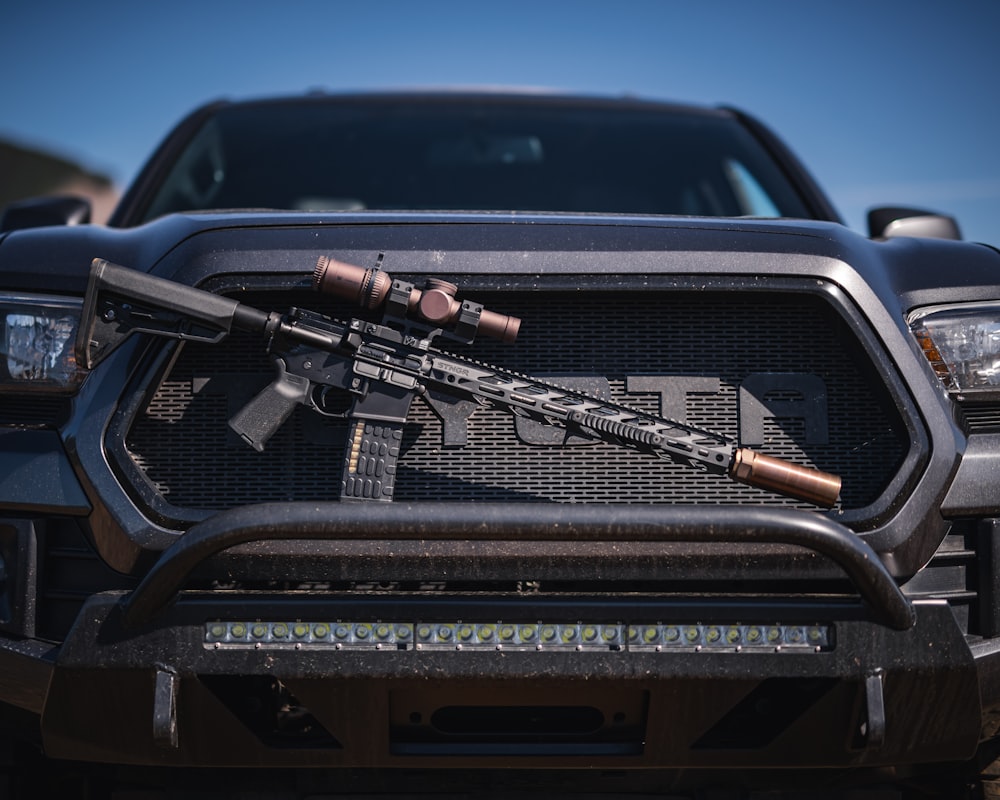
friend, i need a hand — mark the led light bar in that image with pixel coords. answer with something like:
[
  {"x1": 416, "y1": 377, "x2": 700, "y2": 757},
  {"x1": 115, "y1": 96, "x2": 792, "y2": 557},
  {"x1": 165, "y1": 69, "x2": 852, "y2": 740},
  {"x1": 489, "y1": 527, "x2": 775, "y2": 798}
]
[
  {"x1": 206, "y1": 620, "x2": 833, "y2": 653},
  {"x1": 413, "y1": 621, "x2": 626, "y2": 651},
  {"x1": 626, "y1": 623, "x2": 831, "y2": 652},
  {"x1": 205, "y1": 620, "x2": 414, "y2": 649}
]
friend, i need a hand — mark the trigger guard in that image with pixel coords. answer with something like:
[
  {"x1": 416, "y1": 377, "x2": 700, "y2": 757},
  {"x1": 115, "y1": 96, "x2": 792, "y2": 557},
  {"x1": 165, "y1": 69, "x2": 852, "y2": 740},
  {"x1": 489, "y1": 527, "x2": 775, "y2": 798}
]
[{"x1": 313, "y1": 384, "x2": 352, "y2": 418}]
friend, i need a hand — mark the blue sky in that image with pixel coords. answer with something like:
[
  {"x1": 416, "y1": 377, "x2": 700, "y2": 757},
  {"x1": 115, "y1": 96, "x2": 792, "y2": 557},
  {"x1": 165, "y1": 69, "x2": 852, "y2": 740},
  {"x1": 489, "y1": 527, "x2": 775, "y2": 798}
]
[{"x1": 3, "y1": 0, "x2": 999, "y2": 244}]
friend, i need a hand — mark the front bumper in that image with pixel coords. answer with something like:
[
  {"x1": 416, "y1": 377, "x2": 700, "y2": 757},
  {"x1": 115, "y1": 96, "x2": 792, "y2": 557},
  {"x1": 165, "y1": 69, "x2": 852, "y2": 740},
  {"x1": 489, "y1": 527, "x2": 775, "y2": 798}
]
[
  {"x1": 0, "y1": 501, "x2": 988, "y2": 772},
  {"x1": 30, "y1": 595, "x2": 979, "y2": 770}
]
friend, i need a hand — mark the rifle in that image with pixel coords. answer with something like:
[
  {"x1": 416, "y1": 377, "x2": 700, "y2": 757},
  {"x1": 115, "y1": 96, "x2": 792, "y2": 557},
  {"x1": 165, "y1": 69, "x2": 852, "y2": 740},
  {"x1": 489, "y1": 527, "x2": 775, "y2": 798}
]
[{"x1": 76, "y1": 256, "x2": 842, "y2": 507}]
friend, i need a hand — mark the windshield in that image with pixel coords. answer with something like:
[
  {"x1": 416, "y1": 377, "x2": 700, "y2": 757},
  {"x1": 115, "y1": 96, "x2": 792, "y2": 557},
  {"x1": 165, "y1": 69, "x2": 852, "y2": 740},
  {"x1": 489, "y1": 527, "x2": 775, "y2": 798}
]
[{"x1": 138, "y1": 98, "x2": 813, "y2": 222}]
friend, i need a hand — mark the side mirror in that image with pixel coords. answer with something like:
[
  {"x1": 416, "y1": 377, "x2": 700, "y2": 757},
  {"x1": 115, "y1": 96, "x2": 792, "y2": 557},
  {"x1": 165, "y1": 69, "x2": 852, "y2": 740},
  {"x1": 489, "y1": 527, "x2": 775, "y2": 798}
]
[
  {"x1": 867, "y1": 206, "x2": 962, "y2": 241},
  {"x1": 0, "y1": 195, "x2": 92, "y2": 232}
]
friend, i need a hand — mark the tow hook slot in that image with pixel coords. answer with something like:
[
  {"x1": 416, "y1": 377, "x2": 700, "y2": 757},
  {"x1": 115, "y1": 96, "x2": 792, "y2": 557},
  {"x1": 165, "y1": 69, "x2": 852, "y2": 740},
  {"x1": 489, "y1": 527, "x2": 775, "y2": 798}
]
[
  {"x1": 863, "y1": 668, "x2": 886, "y2": 749},
  {"x1": 153, "y1": 665, "x2": 179, "y2": 749}
]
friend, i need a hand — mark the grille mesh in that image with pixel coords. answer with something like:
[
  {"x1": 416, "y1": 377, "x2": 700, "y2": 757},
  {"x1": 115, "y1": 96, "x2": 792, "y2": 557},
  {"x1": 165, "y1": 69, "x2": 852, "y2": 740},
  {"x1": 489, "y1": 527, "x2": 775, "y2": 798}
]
[{"x1": 125, "y1": 289, "x2": 907, "y2": 511}]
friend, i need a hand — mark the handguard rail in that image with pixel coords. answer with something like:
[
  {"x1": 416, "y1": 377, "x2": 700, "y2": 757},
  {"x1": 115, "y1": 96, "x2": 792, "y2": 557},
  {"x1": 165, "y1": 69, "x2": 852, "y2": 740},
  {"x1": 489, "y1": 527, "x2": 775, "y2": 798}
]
[{"x1": 120, "y1": 504, "x2": 915, "y2": 632}]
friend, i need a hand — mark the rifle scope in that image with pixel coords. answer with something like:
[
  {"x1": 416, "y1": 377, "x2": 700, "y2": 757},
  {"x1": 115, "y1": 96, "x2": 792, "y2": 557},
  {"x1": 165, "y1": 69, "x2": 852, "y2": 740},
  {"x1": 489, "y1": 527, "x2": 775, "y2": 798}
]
[{"x1": 313, "y1": 256, "x2": 520, "y2": 343}]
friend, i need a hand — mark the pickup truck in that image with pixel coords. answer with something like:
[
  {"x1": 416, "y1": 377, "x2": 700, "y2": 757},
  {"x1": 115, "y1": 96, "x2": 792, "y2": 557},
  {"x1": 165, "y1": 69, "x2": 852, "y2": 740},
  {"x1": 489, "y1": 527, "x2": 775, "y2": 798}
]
[{"x1": 1, "y1": 91, "x2": 997, "y2": 798}]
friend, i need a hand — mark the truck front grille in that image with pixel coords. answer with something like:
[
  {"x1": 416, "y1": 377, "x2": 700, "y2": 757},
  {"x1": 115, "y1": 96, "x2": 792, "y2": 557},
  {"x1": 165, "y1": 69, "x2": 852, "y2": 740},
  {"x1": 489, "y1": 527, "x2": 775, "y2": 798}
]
[{"x1": 124, "y1": 287, "x2": 911, "y2": 515}]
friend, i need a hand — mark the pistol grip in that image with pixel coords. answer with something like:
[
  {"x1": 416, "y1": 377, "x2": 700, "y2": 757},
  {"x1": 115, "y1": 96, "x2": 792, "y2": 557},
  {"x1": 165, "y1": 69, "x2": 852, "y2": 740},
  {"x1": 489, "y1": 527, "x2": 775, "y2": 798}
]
[
  {"x1": 341, "y1": 419, "x2": 404, "y2": 501},
  {"x1": 228, "y1": 368, "x2": 310, "y2": 452}
]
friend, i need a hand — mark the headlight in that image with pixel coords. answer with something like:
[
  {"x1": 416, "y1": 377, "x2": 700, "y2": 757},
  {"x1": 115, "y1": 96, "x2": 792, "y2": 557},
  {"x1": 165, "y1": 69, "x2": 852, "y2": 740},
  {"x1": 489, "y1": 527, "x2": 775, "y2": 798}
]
[
  {"x1": 0, "y1": 295, "x2": 85, "y2": 393},
  {"x1": 909, "y1": 302, "x2": 1000, "y2": 393}
]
